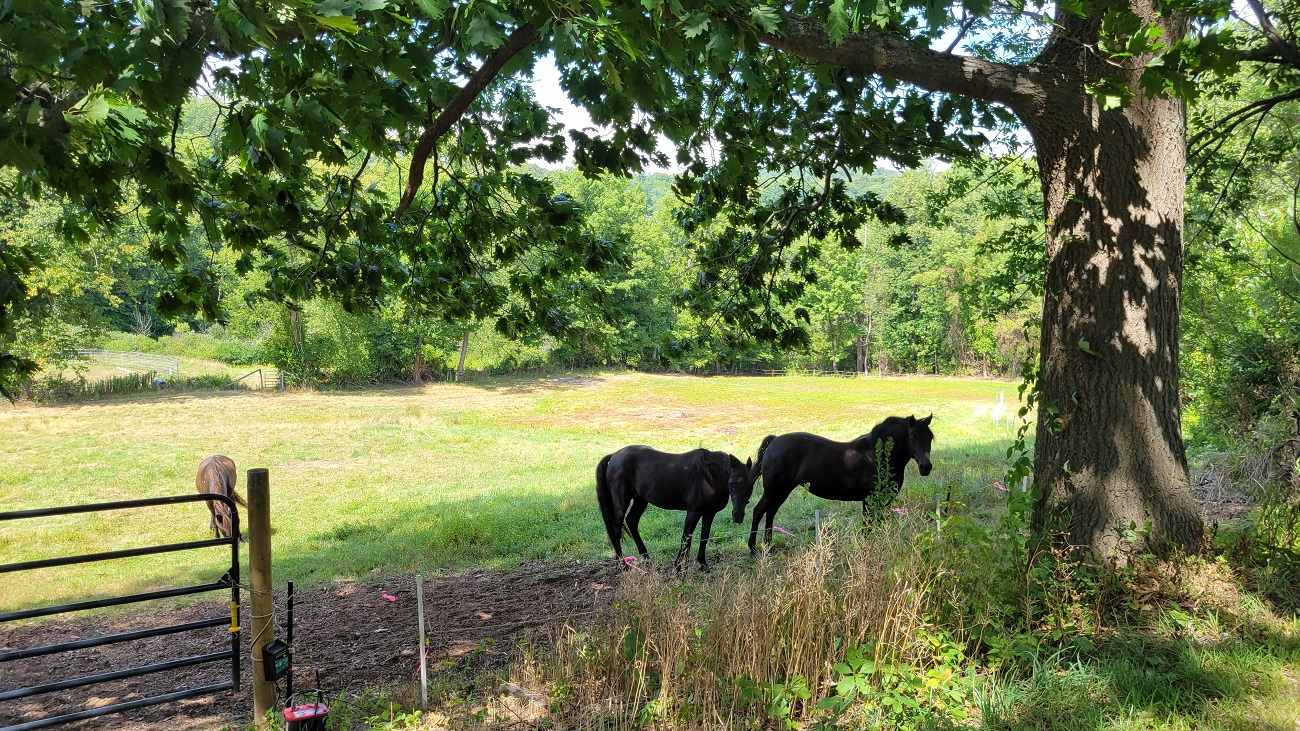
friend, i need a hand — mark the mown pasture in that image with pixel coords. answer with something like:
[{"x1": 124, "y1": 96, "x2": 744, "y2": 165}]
[{"x1": 0, "y1": 372, "x2": 1017, "y2": 614}]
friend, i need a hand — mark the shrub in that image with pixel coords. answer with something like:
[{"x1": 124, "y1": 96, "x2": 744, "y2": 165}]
[{"x1": 212, "y1": 340, "x2": 264, "y2": 366}]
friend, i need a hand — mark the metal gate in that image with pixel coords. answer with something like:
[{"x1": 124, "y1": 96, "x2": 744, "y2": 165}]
[{"x1": 0, "y1": 495, "x2": 241, "y2": 731}]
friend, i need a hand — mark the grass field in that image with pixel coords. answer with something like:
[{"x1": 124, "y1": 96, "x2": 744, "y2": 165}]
[
  {"x1": 0, "y1": 372, "x2": 1018, "y2": 613},
  {"x1": 58, "y1": 355, "x2": 264, "y2": 383}
]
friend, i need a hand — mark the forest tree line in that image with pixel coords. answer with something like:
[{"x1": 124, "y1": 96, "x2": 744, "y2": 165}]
[{"x1": 4, "y1": 76, "x2": 1298, "y2": 453}]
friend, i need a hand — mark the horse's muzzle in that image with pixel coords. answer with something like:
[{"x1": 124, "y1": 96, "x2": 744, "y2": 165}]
[
  {"x1": 919, "y1": 463, "x2": 933, "y2": 476},
  {"x1": 731, "y1": 506, "x2": 745, "y2": 524}
]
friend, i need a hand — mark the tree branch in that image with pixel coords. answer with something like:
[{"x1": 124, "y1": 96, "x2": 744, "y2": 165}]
[
  {"x1": 394, "y1": 23, "x2": 539, "y2": 219},
  {"x1": 758, "y1": 13, "x2": 1045, "y2": 116},
  {"x1": 1242, "y1": 0, "x2": 1300, "y2": 66}
]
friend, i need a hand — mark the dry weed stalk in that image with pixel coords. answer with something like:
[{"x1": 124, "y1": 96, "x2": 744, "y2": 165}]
[{"x1": 526, "y1": 517, "x2": 956, "y2": 728}]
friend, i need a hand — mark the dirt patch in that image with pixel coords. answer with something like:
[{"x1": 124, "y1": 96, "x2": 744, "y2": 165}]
[
  {"x1": 543, "y1": 376, "x2": 606, "y2": 387},
  {"x1": 1192, "y1": 466, "x2": 1256, "y2": 526},
  {"x1": 0, "y1": 560, "x2": 614, "y2": 730}
]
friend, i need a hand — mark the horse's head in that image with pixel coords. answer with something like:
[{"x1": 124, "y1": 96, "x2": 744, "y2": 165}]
[
  {"x1": 907, "y1": 414, "x2": 934, "y2": 476},
  {"x1": 727, "y1": 455, "x2": 756, "y2": 523}
]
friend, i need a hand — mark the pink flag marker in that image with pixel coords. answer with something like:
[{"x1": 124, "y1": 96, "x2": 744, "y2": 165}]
[
  {"x1": 380, "y1": 592, "x2": 397, "y2": 602},
  {"x1": 994, "y1": 481, "x2": 1008, "y2": 492},
  {"x1": 622, "y1": 556, "x2": 647, "y2": 574},
  {"x1": 773, "y1": 526, "x2": 793, "y2": 536}
]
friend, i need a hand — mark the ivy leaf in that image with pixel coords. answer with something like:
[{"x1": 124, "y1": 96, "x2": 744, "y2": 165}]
[
  {"x1": 827, "y1": 0, "x2": 850, "y2": 44},
  {"x1": 1078, "y1": 338, "x2": 1102, "y2": 357}
]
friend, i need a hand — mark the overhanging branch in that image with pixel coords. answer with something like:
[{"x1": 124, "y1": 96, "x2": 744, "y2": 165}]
[
  {"x1": 758, "y1": 13, "x2": 1045, "y2": 116},
  {"x1": 394, "y1": 23, "x2": 539, "y2": 219}
]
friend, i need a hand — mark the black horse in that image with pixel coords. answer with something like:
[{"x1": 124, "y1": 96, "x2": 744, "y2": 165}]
[
  {"x1": 596, "y1": 446, "x2": 754, "y2": 570},
  {"x1": 747, "y1": 414, "x2": 934, "y2": 552}
]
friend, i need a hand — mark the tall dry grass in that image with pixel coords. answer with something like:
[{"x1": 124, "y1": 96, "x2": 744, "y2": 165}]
[{"x1": 510, "y1": 516, "x2": 969, "y2": 729}]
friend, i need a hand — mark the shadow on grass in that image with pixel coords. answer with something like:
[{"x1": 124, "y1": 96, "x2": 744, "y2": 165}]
[{"x1": 980, "y1": 630, "x2": 1300, "y2": 730}]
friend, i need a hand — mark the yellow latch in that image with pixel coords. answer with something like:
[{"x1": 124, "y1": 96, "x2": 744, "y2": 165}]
[{"x1": 229, "y1": 602, "x2": 241, "y2": 633}]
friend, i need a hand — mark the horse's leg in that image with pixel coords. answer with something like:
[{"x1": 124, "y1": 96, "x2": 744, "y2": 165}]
[
  {"x1": 625, "y1": 498, "x2": 651, "y2": 560},
  {"x1": 763, "y1": 489, "x2": 794, "y2": 548},
  {"x1": 748, "y1": 494, "x2": 770, "y2": 555},
  {"x1": 675, "y1": 511, "x2": 701, "y2": 572},
  {"x1": 697, "y1": 512, "x2": 716, "y2": 570}
]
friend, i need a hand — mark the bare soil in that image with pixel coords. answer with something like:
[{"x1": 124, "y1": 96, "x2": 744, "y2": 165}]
[{"x1": 0, "y1": 559, "x2": 614, "y2": 730}]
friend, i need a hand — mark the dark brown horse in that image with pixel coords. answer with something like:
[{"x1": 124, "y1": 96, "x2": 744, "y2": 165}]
[
  {"x1": 596, "y1": 446, "x2": 754, "y2": 570},
  {"x1": 748, "y1": 415, "x2": 934, "y2": 552},
  {"x1": 196, "y1": 455, "x2": 245, "y2": 539}
]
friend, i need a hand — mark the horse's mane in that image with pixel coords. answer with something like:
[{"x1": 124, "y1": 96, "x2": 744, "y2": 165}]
[
  {"x1": 862, "y1": 416, "x2": 907, "y2": 445},
  {"x1": 696, "y1": 449, "x2": 733, "y2": 484}
]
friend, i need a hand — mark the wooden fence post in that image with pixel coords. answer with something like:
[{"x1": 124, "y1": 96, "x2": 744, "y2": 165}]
[{"x1": 247, "y1": 468, "x2": 276, "y2": 726}]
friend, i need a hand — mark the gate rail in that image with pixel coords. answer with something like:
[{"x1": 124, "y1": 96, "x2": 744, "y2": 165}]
[{"x1": 0, "y1": 495, "x2": 241, "y2": 731}]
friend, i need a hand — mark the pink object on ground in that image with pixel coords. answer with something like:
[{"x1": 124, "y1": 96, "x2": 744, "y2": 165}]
[
  {"x1": 773, "y1": 526, "x2": 793, "y2": 536},
  {"x1": 380, "y1": 592, "x2": 397, "y2": 602},
  {"x1": 622, "y1": 556, "x2": 648, "y2": 574}
]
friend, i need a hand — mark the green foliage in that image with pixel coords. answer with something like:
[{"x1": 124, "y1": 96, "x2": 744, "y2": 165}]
[{"x1": 1183, "y1": 74, "x2": 1300, "y2": 446}]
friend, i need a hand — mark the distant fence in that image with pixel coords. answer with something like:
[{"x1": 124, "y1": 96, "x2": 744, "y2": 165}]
[
  {"x1": 225, "y1": 368, "x2": 284, "y2": 391},
  {"x1": 73, "y1": 349, "x2": 179, "y2": 377},
  {"x1": 752, "y1": 368, "x2": 863, "y2": 378}
]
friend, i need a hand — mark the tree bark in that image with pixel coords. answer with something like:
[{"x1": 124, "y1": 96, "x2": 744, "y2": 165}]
[
  {"x1": 1023, "y1": 10, "x2": 1203, "y2": 555},
  {"x1": 456, "y1": 329, "x2": 469, "y2": 382},
  {"x1": 413, "y1": 335, "x2": 424, "y2": 385},
  {"x1": 289, "y1": 305, "x2": 308, "y2": 389}
]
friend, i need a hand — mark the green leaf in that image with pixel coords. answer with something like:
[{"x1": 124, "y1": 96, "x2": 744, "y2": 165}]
[
  {"x1": 681, "y1": 11, "x2": 710, "y2": 39},
  {"x1": 313, "y1": 13, "x2": 360, "y2": 32},
  {"x1": 749, "y1": 5, "x2": 780, "y2": 34},
  {"x1": 827, "y1": 0, "x2": 849, "y2": 44},
  {"x1": 467, "y1": 15, "x2": 505, "y2": 48},
  {"x1": 1078, "y1": 338, "x2": 1101, "y2": 357},
  {"x1": 108, "y1": 100, "x2": 147, "y2": 125},
  {"x1": 72, "y1": 92, "x2": 110, "y2": 124},
  {"x1": 412, "y1": 0, "x2": 444, "y2": 19}
]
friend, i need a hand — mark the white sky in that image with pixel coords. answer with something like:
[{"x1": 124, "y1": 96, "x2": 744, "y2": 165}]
[{"x1": 524, "y1": 25, "x2": 988, "y2": 176}]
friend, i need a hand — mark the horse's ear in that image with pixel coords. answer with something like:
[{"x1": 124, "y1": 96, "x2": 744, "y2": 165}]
[
  {"x1": 920, "y1": 413, "x2": 932, "y2": 426},
  {"x1": 746, "y1": 457, "x2": 753, "y2": 470},
  {"x1": 907, "y1": 414, "x2": 916, "y2": 424}
]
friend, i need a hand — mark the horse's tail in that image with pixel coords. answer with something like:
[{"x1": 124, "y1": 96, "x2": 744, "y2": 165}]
[
  {"x1": 594, "y1": 454, "x2": 622, "y2": 557},
  {"x1": 753, "y1": 435, "x2": 776, "y2": 480}
]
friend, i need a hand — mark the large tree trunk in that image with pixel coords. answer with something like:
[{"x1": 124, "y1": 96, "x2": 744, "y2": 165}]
[
  {"x1": 1025, "y1": 11, "x2": 1203, "y2": 556},
  {"x1": 761, "y1": 3, "x2": 1205, "y2": 557}
]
